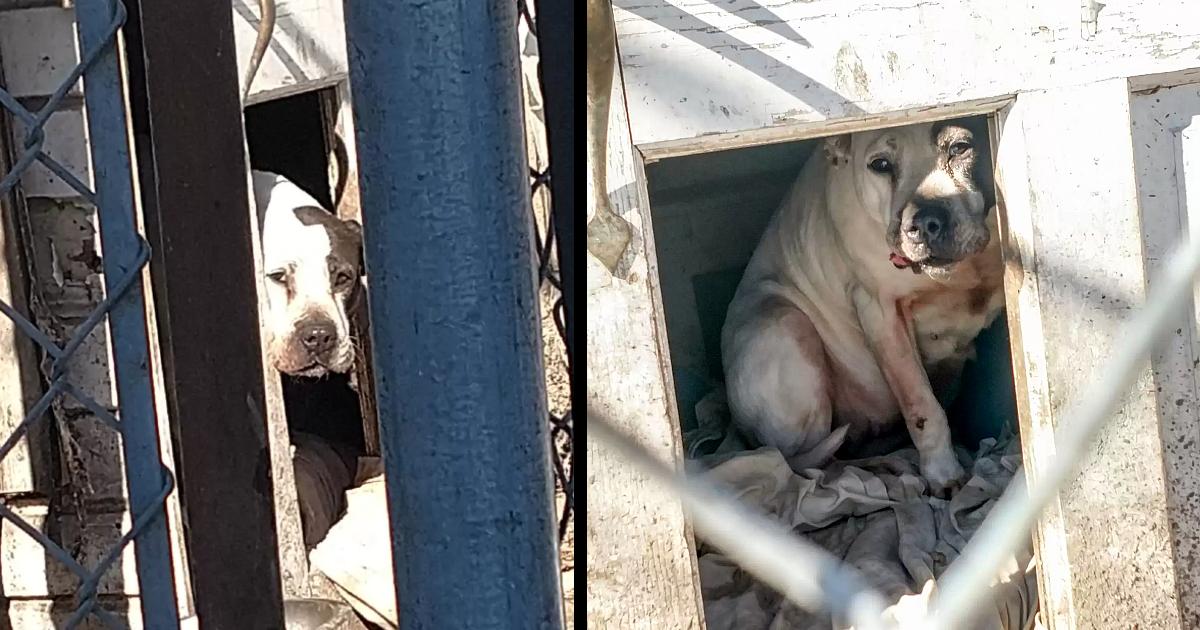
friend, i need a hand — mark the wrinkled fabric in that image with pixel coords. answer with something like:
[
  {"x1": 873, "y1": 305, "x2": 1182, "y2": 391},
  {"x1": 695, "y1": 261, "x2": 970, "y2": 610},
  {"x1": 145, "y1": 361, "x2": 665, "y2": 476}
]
[
  {"x1": 692, "y1": 433, "x2": 1039, "y2": 630},
  {"x1": 292, "y1": 431, "x2": 356, "y2": 549}
]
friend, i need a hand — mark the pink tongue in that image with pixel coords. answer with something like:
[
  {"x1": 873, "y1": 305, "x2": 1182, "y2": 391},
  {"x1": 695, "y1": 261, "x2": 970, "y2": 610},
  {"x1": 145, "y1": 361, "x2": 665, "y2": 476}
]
[{"x1": 889, "y1": 253, "x2": 912, "y2": 268}]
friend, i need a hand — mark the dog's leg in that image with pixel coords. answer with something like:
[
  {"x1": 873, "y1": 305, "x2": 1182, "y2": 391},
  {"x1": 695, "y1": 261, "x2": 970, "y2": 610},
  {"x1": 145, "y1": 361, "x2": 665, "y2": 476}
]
[
  {"x1": 724, "y1": 299, "x2": 849, "y2": 470},
  {"x1": 853, "y1": 288, "x2": 964, "y2": 496}
]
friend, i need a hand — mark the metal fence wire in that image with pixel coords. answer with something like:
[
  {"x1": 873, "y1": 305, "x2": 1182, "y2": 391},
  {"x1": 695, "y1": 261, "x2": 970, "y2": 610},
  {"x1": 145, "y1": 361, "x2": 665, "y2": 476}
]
[
  {"x1": 518, "y1": 0, "x2": 574, "y2": 555},
  {"x1": 0, "y1": 1, "x2": 179, "y2": 628}
]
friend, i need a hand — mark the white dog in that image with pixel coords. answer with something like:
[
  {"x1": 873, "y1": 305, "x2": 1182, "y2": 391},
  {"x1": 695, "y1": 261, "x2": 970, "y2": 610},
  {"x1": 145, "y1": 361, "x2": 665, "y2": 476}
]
[
  {"x1": 721, "y1": 122, "x2": 1004, "y2": 495},
  {"x1": 251, "y1": 170, "x2": 363, "y2": 377}
]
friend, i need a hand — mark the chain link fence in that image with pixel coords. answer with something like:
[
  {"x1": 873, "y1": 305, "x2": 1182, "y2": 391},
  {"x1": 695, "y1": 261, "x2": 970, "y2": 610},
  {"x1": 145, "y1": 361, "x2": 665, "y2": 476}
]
[
  {"x1": 0, "y1": 1, "x2": 179, "y2": 627},
  {"x1": 517, "y1": 0, "x2": 574, "y2": 583}
]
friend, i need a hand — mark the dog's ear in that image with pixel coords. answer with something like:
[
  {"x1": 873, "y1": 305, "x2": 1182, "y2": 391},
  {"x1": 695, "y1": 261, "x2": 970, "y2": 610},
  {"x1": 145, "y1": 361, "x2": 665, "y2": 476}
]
[
  {"x1": 341, "y1": 217, "x2": 363, "y2": 240},
  {"x1": 341, "y1": 218, "x2": 366, "y2": 276},
  {"x1": 822, "y1": 134, "x2": 852, "y2": 166}
]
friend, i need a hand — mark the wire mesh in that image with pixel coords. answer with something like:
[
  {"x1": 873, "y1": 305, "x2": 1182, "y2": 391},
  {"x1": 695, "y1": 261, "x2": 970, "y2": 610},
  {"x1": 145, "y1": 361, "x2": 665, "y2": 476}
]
[
  {"x1": 518, "y1": 0, "x2": 574, "y2": 559},
  {"x1": 0, "y1": 1, "x2": 178, "y2": 627}
]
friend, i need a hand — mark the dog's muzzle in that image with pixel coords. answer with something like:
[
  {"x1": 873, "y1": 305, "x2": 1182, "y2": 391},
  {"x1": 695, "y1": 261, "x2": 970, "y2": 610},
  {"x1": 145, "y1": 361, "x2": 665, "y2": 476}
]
[
  {"x1": 894, "y1": 200, "x2": 987, "y2": 273},
  {"x1": 281, "y1": 315, "x2": 342, "y2": 376}
]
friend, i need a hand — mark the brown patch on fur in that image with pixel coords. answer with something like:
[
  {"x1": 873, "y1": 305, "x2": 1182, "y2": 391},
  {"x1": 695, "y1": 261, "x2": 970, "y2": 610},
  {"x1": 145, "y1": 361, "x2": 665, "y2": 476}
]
[
  {"x1": 906, "y1": 238, "x2": 1004, "y2": 316},
  {"x1": 967, "y1": 285, "x2": 992, "y2": 314},
  {"x1": 915, "y1": 417, "x2": 926, "y2": 430}
]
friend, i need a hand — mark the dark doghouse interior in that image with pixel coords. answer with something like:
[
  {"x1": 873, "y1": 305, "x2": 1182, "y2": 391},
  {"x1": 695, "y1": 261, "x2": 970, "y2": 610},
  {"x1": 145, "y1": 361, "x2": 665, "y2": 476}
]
[
  {"x1": 244, "y1": 89, "x2": 365, "y2": 454},
  {"x1": 645, "y1": 115, "x2": 1017, "y2": 455}
]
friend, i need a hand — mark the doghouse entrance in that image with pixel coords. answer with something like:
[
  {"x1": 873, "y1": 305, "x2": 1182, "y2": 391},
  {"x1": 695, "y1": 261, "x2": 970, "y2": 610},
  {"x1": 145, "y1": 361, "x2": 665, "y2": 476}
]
[
  {"x1": 644, "y1": 115, "x2": 1017, "y2": 456},
  {"x1": 244, "y1": 88, "x2": 365, "y2": 453},
  {"x1": 642, "y1": 114, "x2": 1037, "y2": 628}
]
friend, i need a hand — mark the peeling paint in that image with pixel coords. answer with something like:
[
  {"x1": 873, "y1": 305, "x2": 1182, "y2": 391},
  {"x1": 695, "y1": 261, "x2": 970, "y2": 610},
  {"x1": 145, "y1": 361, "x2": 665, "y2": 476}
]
[{"x1": 834, "y1": 43, "x2": 871, "y2": 101}]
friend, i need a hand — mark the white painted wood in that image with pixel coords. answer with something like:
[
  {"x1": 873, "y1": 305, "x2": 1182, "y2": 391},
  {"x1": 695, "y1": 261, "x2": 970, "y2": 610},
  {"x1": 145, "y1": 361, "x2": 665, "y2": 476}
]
[
  {"x1": 615, "y1": 0, "x2": 1200, "y2": 147},
  {"x1": 587, "y1": 54, "x2": 706, "y2": 629},
  {"x1": 11, "y1": 105, "x2": 92, "y2": 199},
  {"x1": 994, "y1": 79, "x2": 1184, "y2": 628},
  {"x1": 0, "y1": 80, "x2": 46, "y2": 498},
  {"x1": 1, "y1": 501, "x2": 140, "y2": 597},
  {"x1": 1129, "y1": 79, "x2": 1200, "y2": 627},
  {"x1": 6, "y1": 597, "x2": 141, "y2": 629},
  {"x1": 0, "y1": 2, "x2": 347, "y2": 107},
  {"x1": 640, "y1": 95, "x2": 1014, "y2": 161},
  {"x1": 233, "y1": 0, "x2": 348, "y2": 104},
  {"x1": 0, "y1": 7, "x2": 80, "y2": 99}
]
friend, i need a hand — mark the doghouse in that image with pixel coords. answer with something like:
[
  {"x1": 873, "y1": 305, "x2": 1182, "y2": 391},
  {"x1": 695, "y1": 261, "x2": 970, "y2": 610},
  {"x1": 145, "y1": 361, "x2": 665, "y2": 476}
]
[{"x1": 588, "y1": 1, "x2": 1200, "y2": 627}]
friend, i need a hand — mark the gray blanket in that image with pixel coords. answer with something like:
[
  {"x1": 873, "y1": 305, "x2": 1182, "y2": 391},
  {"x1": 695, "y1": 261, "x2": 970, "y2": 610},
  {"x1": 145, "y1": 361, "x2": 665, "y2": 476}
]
[{"x1": 688, "y1": 392, "x2": 1039, "y2": 630}]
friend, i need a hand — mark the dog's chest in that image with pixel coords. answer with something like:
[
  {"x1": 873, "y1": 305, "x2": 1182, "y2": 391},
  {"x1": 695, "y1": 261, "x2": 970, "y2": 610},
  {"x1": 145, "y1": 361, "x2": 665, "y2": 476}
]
[{"x1": 908, "y1": 281, "x2": 1004, "y2": 366}]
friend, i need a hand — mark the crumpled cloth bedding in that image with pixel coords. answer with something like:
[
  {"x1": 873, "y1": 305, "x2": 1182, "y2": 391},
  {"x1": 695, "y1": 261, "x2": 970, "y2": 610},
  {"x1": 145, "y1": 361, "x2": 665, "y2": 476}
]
[{"x1": 687, "y1": 394, "x2": 1040, "y2": 630}]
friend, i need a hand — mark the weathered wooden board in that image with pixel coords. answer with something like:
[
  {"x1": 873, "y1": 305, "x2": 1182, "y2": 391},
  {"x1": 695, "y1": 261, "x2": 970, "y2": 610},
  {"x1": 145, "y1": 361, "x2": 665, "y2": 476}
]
[
  {"x1": 233, "y1": 0, "x2": 348, "y2": 103},
  {"x1": 6, "y1": 596, "x2": 143, "y2": 629},
  {"x1": 615, "y1": 0, "x2": 1200, "y2": 151},
  {"x1": 0, "y1": 9, "x2": 90, "y2": 199},
  {"x1": 1129, "y1": 78, "x2": 1200, "y2": 627},
  {"x1": 994, "y1": 79, "x2": 1185, "y2": 628},
  {"x1": 0, "y1": 7, "x2": 80, "y2": 99},
  {"x1": 0, "y1": 54, "x2": 49, "y2": 498},
  {"x1": 1, "y1": 501, "x2": 138, "y2": 598},
  {"x1": 587, "y1": 53, "x2": 706, "y2": 629},
  {"x1": 0, "y1": 2, "x2": 350, "y2": 109}
]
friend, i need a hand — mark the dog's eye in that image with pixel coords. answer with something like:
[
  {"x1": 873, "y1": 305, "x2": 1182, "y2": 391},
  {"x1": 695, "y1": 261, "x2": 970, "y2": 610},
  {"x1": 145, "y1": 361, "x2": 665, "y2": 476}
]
[
  {"x1": 333, "y1": 270, "x2": 355, "y2": 290},
  {"x1": 868, "y1": 158, "x2": 893, "y2": 174},
  {"x1": 267, "y1": 270, "x2": 288, "y2": 284},
  {"x1": 948, "y1": 141, "x2": 973, "y2": 157}
]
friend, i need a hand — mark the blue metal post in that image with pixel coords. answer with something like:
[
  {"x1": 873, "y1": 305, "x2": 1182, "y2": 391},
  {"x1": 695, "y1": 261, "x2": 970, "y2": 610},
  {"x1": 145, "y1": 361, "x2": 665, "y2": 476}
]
[
  {"x1": 342, "y1": 1, "x2": 563, "y2": 627},
  {"x1": 76, "y1": 1, "x2": 179, "y2": 628}
]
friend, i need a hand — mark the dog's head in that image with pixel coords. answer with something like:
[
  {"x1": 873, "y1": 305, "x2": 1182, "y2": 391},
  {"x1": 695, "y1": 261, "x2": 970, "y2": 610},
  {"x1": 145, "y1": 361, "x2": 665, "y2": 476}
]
[
  {"x1": 823, "y1": 122, "x2": 989, "y2": 280},
  {"x1": 253, "y1": 171, "x2": 363, "y2": 377}
]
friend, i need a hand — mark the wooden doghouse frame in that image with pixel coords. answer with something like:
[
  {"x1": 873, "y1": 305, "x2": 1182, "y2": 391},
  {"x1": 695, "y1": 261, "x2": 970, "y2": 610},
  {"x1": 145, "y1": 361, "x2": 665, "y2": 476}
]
[{"x1": 588, "y1": 2, "x2": 1200, "y2": 628}]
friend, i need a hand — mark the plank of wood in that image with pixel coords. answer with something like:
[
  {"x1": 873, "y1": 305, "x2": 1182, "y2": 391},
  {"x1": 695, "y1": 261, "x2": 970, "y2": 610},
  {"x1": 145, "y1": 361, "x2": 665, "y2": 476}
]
[
  {"x1": 587, "y1": 47, "x2": 705, "y2": 630},
  {"x1": 5, "y1": 596, "x2": 141, "y2": 629},
  {"x1": 121, "y1": 1, "x2": 288, "y2": 624},
  {"x1": 1129, "y1": 79, "x2": 1200, "y2": 627},
  {"x1": 614, "y1": 0, "x2": 1200, "y2": 147},
  {"x1": 324, "y1": 82, "x2": 380, "y2": 457},
  {"x1": 232, "y1": 0, "x2": 349, "y2": 103},
  {"x1": 994, "y1": 79, "x2": 1185, "y2": 629},
  {"x1": 0, "y1": 57, "x2": 51, "y2": 497},
  {"x1": 641, "y1": 95, "x2": 1015, "y2": 161}
]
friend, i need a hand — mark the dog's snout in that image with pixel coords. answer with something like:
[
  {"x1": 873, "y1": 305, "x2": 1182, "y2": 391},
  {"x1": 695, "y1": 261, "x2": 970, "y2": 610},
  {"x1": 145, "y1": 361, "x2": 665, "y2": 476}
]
[
  {"x1": 299, "y1": 321, "x2": 336, "y2": 356},
  {"x1": 907, "y1": 204, "x2": 950, "y2": 243}
]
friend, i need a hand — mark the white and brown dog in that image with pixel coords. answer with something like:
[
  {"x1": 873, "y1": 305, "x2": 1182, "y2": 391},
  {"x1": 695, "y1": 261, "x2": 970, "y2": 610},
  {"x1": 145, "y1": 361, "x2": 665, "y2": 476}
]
[
  {"x1": 251, "y1": 169, "x2": 364, "y2": 378},
  {"x1": 251, "y1": 169, "x2": 364, "y2": 548},
  {"x1": 721, "y1": 122, "x2": 1004, "y2": 495}
]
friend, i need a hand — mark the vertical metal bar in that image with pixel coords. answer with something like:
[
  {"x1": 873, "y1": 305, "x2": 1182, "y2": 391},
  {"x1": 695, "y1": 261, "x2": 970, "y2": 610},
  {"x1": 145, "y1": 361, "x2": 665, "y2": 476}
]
[
  {"x1": 74, "y1": 1, "x2": 178, "y2": 627},
  {"x1": 120, "y1": 0, "x2": 287, "y2": 626},
  {"x1": 342, "y1": 1, "x2": 564, "y2": 627}
]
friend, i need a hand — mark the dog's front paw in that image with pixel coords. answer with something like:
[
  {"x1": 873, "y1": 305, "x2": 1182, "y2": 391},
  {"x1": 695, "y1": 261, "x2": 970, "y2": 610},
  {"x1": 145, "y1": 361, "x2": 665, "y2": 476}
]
[{"x1": 921, "y1": 450, "x2": 965, "y2": 499}]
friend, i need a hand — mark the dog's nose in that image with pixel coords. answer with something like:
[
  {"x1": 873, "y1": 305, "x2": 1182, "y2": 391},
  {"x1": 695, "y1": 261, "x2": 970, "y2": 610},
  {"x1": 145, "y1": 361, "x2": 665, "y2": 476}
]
[
  {"x1": 299, "y1": 323, "x2": 336, "y2": 355},
  {"x1": 908, "y1": 205, "x2": 949, "y2": 243}
]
